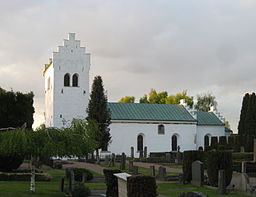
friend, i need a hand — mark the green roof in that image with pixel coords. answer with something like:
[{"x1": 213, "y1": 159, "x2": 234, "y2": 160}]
[
  {"x1": 195, "y1": 111, "x2": 224, "y2": 126},
  {"x1": 108, "y1": 102, "x2": 196, "y2": 122}
]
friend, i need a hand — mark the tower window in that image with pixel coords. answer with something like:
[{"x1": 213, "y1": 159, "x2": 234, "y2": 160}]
[
  {"x1": 158, "y1": 124, "x2": 165, "y2": 135},
  {"x1": 137, "y1": 134, "x2": 143, "y2": 152},
  {"x1": 171, "y1": 135, "x2": 178, "y2": 151},
  {"x1": 72, "y1": 73, "x2": 79, "y2": 87},
  {"x1": 64, "y1": 73, "x2": 70, "y2": 86}
]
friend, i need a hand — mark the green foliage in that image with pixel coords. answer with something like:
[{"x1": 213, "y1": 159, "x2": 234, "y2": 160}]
[
  {"x1": 219, "y1": 136, "x2": 227, "y2": 145},
  {"x1": 72, "y1": 183, "x2": 91, "y2": 197},
  {"x1": 118, "y1": 96, "x2": 135, "y2": 103},
  {"x1": 138, "y1": 89, "x2": 193, "y2": 107},
  {"x1": 66, "y1": 168, "x2": 93, "y2": 182},
  {"x1": 127, "y1": 175, "x2": 157, "y2": 197},
  {"x1": 194, "y1": 93, "x2": 217, "y2": 112},
  {"x1": 210, "y1": 136, "x2": 218, "y2": 148},
  {"x1": 206, "y1": 151, "x2": 232, "y2": 187},
  {"x1": 103, "y1": 169, "x2": 121, "y2": 197},
  {"x1": 0, "y1": 172, "x2": 52, "y2": 181},
  {"x1": 53, "y1": 162, "x2": 62, "y2": 169},
  {"x1": 87, "y1": 76, "x2": 111, "y2": 151},
  {"x1": 0, "y1": 87, "x2": 34, "y2": 129},
  {"x1": 238, "y1": 92, "x2": 256, "y2": 136},
  {"x1": 182, "y1": 151, "x2": 204, "y2": 183}
]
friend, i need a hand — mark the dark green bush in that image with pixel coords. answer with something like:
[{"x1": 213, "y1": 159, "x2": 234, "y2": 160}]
[
  {"x1": 127, "y1": 175, "x2": 157, "y2": 197},
  {"x1": 53, "y1": 162, "x2": 63, "y2": 169},
  {"x1": 210, "y1": 136, "x2": 218, "y2": 147},
  {"x1": 182, "y1": 151, "x2": 204, "y2": 183},
  {"x1": 219, "y1": 136, "x2": 227, "y2": 145},
  {"x1": 0, "y1": 172, "x2": 52, "y2": 181},
  {"x1": 103, "y1": 169, "x2": 121, "y2": 197},
  {"x1": 0, "y1": 153, "x2": 24, "y2": 172},
  {"x1": 66, "y1": 168, "x2": 93, "y2": 182},
  {"x1": 206, "y1": 151, "x2": 232, "y2": 187},
  {"x1": 72, "y1": 182, "x2": 91, "y2": 197},
  {"x1": 232, "y1": 152, "x2": 253, "y2": 162}
]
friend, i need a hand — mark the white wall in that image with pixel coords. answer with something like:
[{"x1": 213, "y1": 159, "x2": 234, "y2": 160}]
[
  {"x1": 44, "y1": 33, "x2": 90, "y2": 128},
  {"x1": 108, "y1": 122, "x2": 197, "y2": 157},
  {"x1": 196, "y1": 125, "x2": 225, "y2": 149}
]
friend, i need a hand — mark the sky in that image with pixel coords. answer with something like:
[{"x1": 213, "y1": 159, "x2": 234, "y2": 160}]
[{"x1": 0, "y1": 0, "x2": 256, "y2": 131}]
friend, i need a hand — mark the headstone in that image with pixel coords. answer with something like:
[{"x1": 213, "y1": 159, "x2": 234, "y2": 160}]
[
  {"x1": 71, "y1": 170, "x2": 75, "y2": 192},
  {"x1": 59, "y1": 177, "x2": 65, "y2": 192},
  {"x1": 254, "y1": 139, "x2": 256, "y2": 162},
  {"x1": 241, "y1": 161, "x2": 246, "y2": 173},
  {"x1": 128, "y1": 160, "x2": 133, "y2": 172},
  {"x1": 109, "y1": 153, "x2": 115, "y2": 167},
  {"x1": 144, "y1": 146, "x2": 147, "y2": 158},
  {"x1": 150, "y1": 166, "x2": 155, "y2": 177},
  {"x1": 131, "y1": 147, "x2": 134, "y2": 159},
  {"x1": 177, "y1": 152, "x2": 182, "y2": 164},
  {"x1": 104, "y1": 155, "x2": 110, "y2": 165},
  {"x1": 156, "y1": 166, "x2": 166, "y2": 181},
  {"x1": 82, "y1": 173, "x2": 87, "y2": 183},
  {"x1": 240, "y1": 146, "x2": 245, "y2": 153},
  {"x1": 133, "y1": 166, "x2": 139, "y2": 175},
  {"x1": 166, "y1": 153, "x2": 171, "y2": 162},
  {"x1": 191, "y1": 161, "x2": 203, "y2": 186},
  {"x1": 139, "y1": 150, "x2": 143, "y2": 158},
  {"x1": 218, "y1": 170, "x2": 226, "y2": 194},
  {"x1": 120, "y1": 152, "x2": 126, "y2": 170}
]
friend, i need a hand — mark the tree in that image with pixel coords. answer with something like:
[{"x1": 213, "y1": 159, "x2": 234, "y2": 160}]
[
  {"x1": 139, "y1": 94, "x2": 149, "y2": 103},
  {"x1": 118, "y1": 96, "x2": 135, "y2": 103},
  {"x1": 86, "y1": 76, "x2": 111, "y2": 151},
  {"x1": 166, "y1": 90, "x2": 193, "y2": 108},
  {"x1": 194, "y1": 93, "x2": 217, "y2": 112}
]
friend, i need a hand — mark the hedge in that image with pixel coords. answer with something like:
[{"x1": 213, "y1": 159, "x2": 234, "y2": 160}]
[
  {"x1": 206, "y1": 151, "x2": 232, "y2": 187},
  {"x1": 66, "y1": 168, "x2": 93, "y2": 182},
  {"x1": 0, "y1": 154, "x2": 24, "y2": 172},
  {"x1": 72, "y1": 182, "x2": 91, "y2": 197},
  {"x1": 0, "y1": 172, "x2": 52, "y2": 181},
  {"x1": 232, "y1": 152, "x2": 254, "y2": 162},
  {"x1": 103, "y1": 169, "x2": 121, "y2": 197},
  {"x1": 127, "y1": 175, "x2": 157, "y2": 197},
  {"x1": 182, "y1": 151, "x2": 204, "y2": 183}
]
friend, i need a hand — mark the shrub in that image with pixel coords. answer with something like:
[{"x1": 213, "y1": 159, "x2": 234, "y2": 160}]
[
  {"x1": 103, "y1": 169, "x2": 121, "y2": 197},
  {"x1": 127, "y1": 175, "x2": 157, "y2": 197},
  {"x1": 232, "y1": 152, "x2": 253, "y2": 162},
  {"x1": 219, "y1": 136, "x2": 227, "y2": 145},
  {"x1": 182, "y1": 151, "x2": 204, "y2": 184},
  {"x1": 53, "y1": 162, "x2": 63, "y2": 169},
  {"x1": 0, "y1": 154, "x2": 24, "y2": 172},
  {"x1": 0, "y1": 172, "x2": 52, "y2": 181},
  {"x1": 66, "y1": 168, "x2": 93, "y2": 182},
  {"x1": 206, "y1": 151, "x2": 232, "y2": 187},
  {"x1": 210, "y1": 136, "x2": 218, "y2": 148},
  {"x1": 72, "y1": 182, "x2": 91, "y2": 197}
]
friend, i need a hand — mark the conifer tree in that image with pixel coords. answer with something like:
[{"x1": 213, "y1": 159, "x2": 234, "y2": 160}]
[
  {"x1": 86, "y1": 76, "x2": 111, "y2": 151},
  {"x1": 238, "y1": 93, "x2": 250, "y2": 135}
]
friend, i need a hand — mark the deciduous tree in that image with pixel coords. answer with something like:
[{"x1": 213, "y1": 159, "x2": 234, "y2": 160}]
[
  {"x1": 194, "y1": 93, "x2": 217, "y2": 112},
  {"x1": 118, "y1": 96, "x2": 135, "y2": 103}
]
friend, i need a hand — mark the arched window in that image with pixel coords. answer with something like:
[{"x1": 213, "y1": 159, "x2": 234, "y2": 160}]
[
  {"x1": 64, "y1": 73, "x2": 70, "y2": 87},
  {"x1": 172, "y1": 135, "x2": 178, "y2": 151},
  {"x1": 204, "y1": 135, "x2": 210, "y2": 147},
  {"x1": 137, "y1": 135, "x2": 143, "y2": 152},
  {"x1": 72, "y1": 73, "x2": 79, "y2": 87},
  {"x1": 158, "y1": 124, "x2": 165, "y2": 135}
]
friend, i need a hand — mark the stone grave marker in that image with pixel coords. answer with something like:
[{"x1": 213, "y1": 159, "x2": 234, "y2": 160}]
[
  {"x1": 120, "y1": 152, "x2": 126, "y2": 170},
  {"x1": 104, "y1": 155, "x2": 110, "y2": 165},
  {"x1": 131, "y1": 146, "x2": 134, "y2": 159},
  {"x1": 139, "y1": 150, "x2": 143, "y2": 158},
  {"x1": 109, "y1": 153, "x2": 115, "y2": 167},
  {"x1": 133, "y1": 166, "x2": 139, "y2": 175},
  {"x1": 59, "y1": 177, "x2": 65, "y2": 192},
  {"x1": 156, "y1": 166, "x2": 166, "y2": 181},
  {"x1": 191, "y1": 160, "x2": 203, "y2": 186},
  {"x1": 254, "y1": 139, "x2": 256, "y2": 162},
  {"x1": 70, "y1": 170, "x2": 75, "y2": 192},
  {"x1": 128, "y1": 160, "x2": 134, "y2": 172},
  {"x1": 150, "y1": 166, "x2": 155, "y2": 177},
  {"x1": 166, "y1": 153, "x2": 171, "y2": 162},
  {"x1": 218, "y1": 170, "x2": 226, "y2": 194},
  {"x1": 82, "y1": 172, "x2": 87, "y2": 183},
  {"x1": 144, "y1": 146, "x2": 147, "y2": 158},
  {"x1": 240, "y1": 146, "x2": 245, "y2": 153}
]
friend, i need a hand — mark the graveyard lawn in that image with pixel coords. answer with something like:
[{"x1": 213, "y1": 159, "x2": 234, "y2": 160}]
[
  {"x1": 0, "y1": 169, "x2": 105, "y2": 197},
  {"x1": 157, "y1": 183, "x2": 250, "y2": 197}
]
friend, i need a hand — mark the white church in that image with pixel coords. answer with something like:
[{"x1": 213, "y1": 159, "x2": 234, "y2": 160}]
[{"x1": 43, "y1": 33, "x2": 226, "y2": 157}]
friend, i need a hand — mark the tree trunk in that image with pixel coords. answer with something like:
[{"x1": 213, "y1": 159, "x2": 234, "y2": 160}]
[{"x1": 30, "y1": 156, "x2": 36, "y2": 193}]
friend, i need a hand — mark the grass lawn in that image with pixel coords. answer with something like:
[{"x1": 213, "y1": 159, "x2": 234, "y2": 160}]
[{"x1": 157, "y1": 183, "x2": 249, "y2": 197}]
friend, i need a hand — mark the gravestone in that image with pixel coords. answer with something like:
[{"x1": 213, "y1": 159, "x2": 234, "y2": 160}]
[
  {"x1": 254, "y1": 139, "x2": 256, "y2": 162},
  {"x1": 133, "y1": 166, "x2": 139, "y2": 175},
  {"x1": 218, "y1": 170, "x2": 226, "y2": 194},
  {"x1": 131, "y1": 146, "x2": 134, "y2": 159},
  {"x1": 70, "y1": 170, "x2": 75, "y2": 192},
  {"x1": 150, "y1": 166, "x2": 155, "y2": 177},
  {"x1": 166, "y1": 153, "x2": 171, "y2": 162},
  {"x1": 144, "y1": 146, "x2": 147, "y2": 158},
  {"x1": 109, "y1": 153, "x2": 115, "y2": 167},
  {"x1": 104, "y1": 155, "x2": 110, "y2": 165},
  {"x1": 191, "y1": 161, "x2": 203, "y2": 186},
  {"x1": 128, "y1": 160, "x2": 134, "y2": 172},
  {"x1": 156, "y1": 166, "x2": 166, "y2": 181},
  {"x1": 240, "y1": 146, "x2": 245, "y2": 153},
  {"x1": 59, "y1": 177, "x2": 65, "y2": 192},
  {"x1": 120, "y1": 152, "x2": 126, "y2": 170},
  {"x1": 82, "y1": 172, "x2": 87, "y2": 183},
  {"x1": 139, "y1": 150, "x2": 143, "y2": 158}
]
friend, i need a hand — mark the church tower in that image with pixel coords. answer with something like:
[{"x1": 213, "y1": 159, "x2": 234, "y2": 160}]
[{"x1": 43, "y1": 33, "x2": 90, "y2": 128}]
